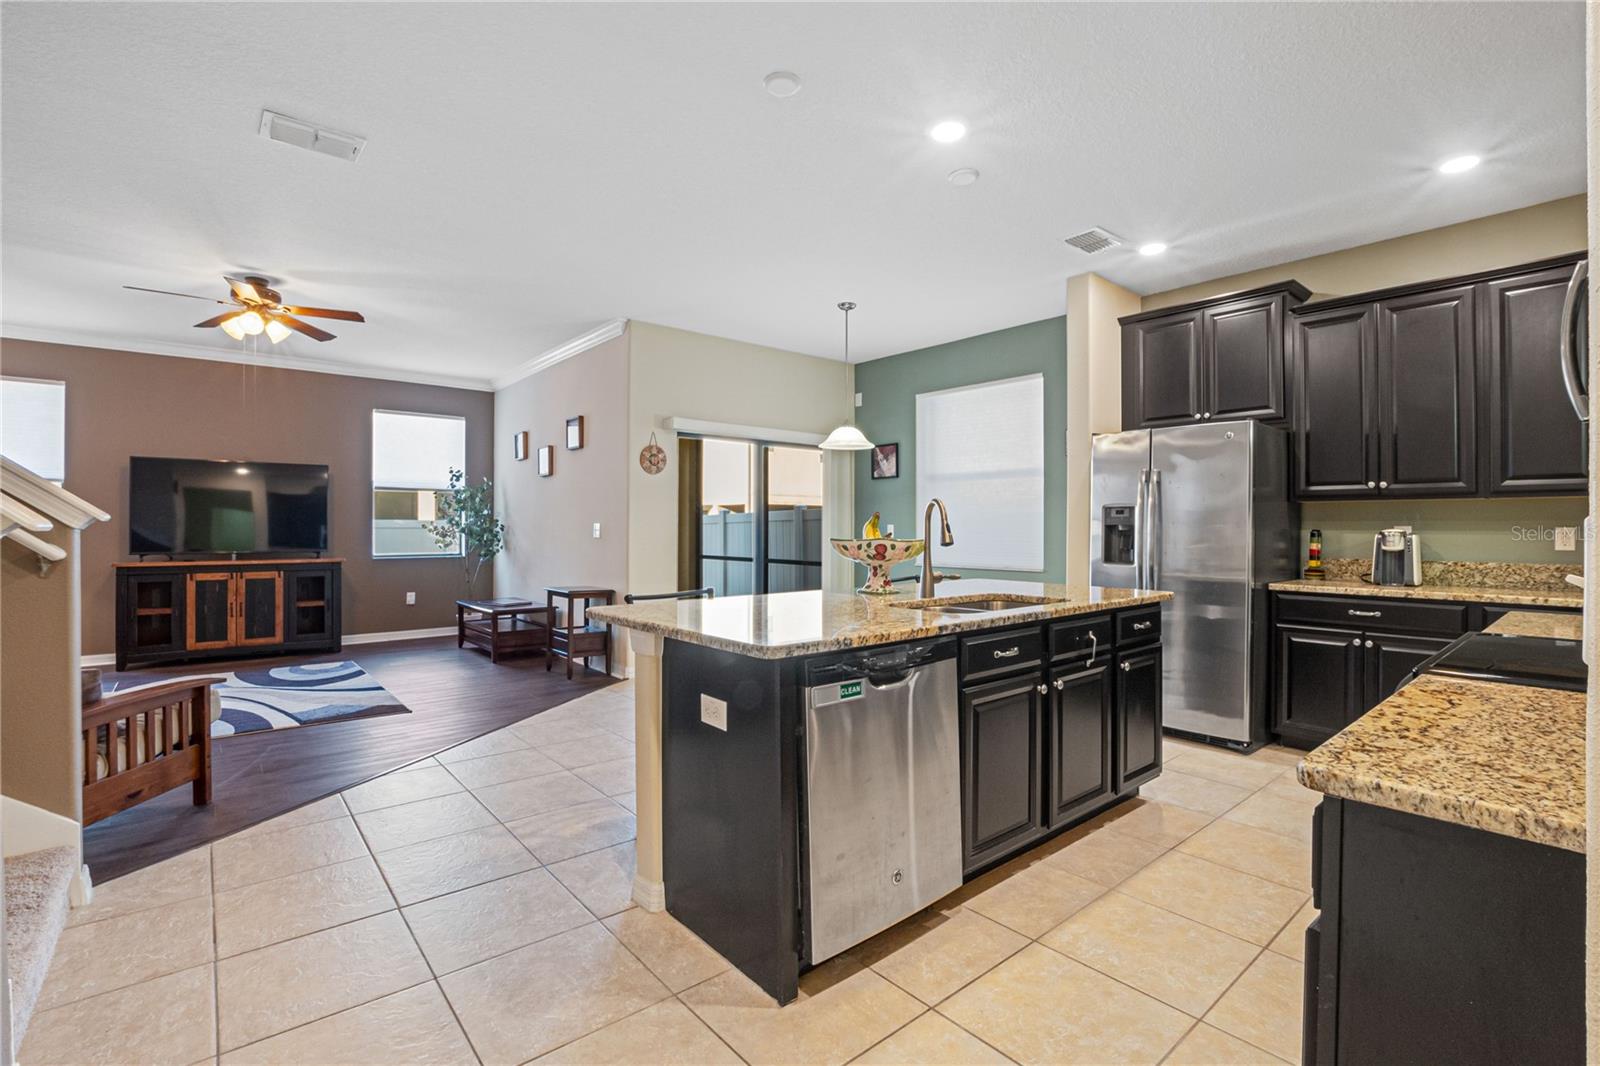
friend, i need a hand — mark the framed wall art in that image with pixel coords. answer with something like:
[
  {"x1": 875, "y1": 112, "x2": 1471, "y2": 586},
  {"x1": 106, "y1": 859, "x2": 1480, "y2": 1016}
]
[
  {"x1": 514, "y1": 431, "x2": 529, "y2": 461},
  {"x1": 538, "y1": 445, "x2": 554, "y2": 477},
  {"x1": 870, "y1": 442, "x2": 899, "y2": 480}
]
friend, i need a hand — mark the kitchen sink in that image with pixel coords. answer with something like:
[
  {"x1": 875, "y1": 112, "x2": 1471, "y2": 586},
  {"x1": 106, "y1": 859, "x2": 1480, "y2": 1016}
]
[{"x1": 891, "y1": 595, "x2": 1058, "y2": 614}]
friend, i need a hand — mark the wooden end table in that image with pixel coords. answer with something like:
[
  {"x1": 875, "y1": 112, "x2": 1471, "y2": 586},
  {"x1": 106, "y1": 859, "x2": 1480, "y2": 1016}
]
[
  {"x1": 546, "y1": 587, "x2": 615, "y2": 679},
  {"x1": 457, "y1": 598, "x2": 553, "y2": 663}
]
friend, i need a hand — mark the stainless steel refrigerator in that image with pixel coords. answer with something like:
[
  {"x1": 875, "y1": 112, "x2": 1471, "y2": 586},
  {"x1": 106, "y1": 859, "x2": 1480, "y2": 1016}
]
[{"x1": 1090, "y1": 421, "x2": 1299, "y2": 746}]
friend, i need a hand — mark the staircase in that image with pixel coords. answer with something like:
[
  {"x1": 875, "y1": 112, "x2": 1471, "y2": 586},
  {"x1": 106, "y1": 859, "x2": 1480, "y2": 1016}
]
[{"x1": 4, "y1": 846, "x2": 76, "y2": 1056}]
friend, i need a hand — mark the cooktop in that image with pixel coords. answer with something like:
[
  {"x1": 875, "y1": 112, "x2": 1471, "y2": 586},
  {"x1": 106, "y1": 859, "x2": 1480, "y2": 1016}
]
[{"x1": 1414, "y1": 632, "x2": 1586, "y2": 692}]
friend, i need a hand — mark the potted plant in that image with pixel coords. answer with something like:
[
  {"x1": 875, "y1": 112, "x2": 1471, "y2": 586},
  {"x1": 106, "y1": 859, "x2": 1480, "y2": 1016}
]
[{"x1": 425, "y1": 467, "x2": 506, "y2": 598}]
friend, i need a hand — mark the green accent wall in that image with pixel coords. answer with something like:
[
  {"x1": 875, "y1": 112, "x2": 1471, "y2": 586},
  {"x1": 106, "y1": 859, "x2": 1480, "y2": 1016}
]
[
  {"x1": 1302, "y1": 498, "x2": 1589, "y2": 564},
  {"x1": 853, "y1": 317, "x2": 1067, "y2": 582}
]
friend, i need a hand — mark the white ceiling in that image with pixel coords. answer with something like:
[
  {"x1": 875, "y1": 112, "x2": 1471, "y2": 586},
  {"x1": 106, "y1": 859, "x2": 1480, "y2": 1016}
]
[{"x1": 1, "y1": 2, "x2": 1585, "y2": 389}]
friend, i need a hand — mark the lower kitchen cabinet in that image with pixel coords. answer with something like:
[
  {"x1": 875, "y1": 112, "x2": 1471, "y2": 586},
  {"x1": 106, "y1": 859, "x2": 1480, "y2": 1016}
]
[
  {"x1": 1366, "y1": 632, "x2": 1454, "y2": 704},
  {"x1": 959, "y1": 673, "x2": 1046, "y2": 872},
  {"x1": 1274, "y1": 624, "x2": 1364, "y2": 747},
  {"x1": 1046, "y1": 660, "x2": 1113, "y2": 828},
  {"x1": 1115, "y1": 647, "x2": 1163, "y2": 791}
]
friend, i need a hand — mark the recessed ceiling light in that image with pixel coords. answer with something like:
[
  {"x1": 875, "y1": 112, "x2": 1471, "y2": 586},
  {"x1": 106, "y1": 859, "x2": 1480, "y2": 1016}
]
[
  {"x1": 929, "y1": 120, "x2": 967, "y2": 144},
  {"x1": 946, "y1": 168, "x2": 980, "y2": 186},
  {"x1": 1438, "y1": 154, "x2": 1481, "y2": 175},
  {"x1": 763, "y1": 71, "x2": 802, "y2": 98},
  {"x1": 1138, "y1": 242, "x2": 1168, "y2": 257}
]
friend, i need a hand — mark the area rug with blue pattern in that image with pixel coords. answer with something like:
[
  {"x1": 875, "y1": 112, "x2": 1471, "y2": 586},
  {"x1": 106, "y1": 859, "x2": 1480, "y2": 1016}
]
[{"x1": 102, "y1": 661, "x2": 409, "y2": 738}]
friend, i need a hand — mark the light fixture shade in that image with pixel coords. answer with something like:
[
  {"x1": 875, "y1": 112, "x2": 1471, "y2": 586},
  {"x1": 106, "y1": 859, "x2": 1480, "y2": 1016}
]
[
  {"x1": 819, "y1": 425, "x2": 873, "y2": 451},
  {"x1": 264, "y1": 317, "x2": 292, "y2": 344},
  {"x1": 237, "y1": 310, "x2": 266, "y2": 336},
  {"x1": 219, "y1": 314, "x2": 248, "y2": 341}
]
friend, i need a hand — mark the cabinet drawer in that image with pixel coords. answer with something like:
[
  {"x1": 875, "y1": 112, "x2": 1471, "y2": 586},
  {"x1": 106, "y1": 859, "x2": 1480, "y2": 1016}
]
[
  {"x1": 961, "y1": 627, "x2": 1044, "y2": 680},
  {"x1": 1274, "y1": 594, "x2": 1467, "y2": 637},
  {"x1": 1050, "y1": 615, "x2": 1112, "y2": 663},
  {"x1": 1116, "y1": 607, "x2": 1162, "y2": 647}
]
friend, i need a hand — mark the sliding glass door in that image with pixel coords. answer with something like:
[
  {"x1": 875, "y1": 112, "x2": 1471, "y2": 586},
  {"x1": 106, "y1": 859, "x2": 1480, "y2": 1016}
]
[{"x1": 696, "y1": 438, "x2": 823, "y2": 596}]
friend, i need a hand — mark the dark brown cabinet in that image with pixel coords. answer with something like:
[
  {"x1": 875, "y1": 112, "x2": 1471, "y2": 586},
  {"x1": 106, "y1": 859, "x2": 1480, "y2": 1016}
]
[
  {"x1": 1273, "y1": 624, "x2": 1364, "y2": 748},
  {"x1": 1374, "y1": 285, "x2": 1478, "y2": 496},
  {"x1": 960, "y1": 673, "x2": 1045, "y2": 871},
  {"x1": 1046, "y1": 660, "x2": 1114, "y2": 828},
  {"x1": 116, "y1": 559, "x2": 341, "y2": 670},
  {"x1": 1292, "y1": 304, "x2": 1379, "y2": 496},
  {"x1": 1121, "y1": 282, "x2": 1311, "y2": 430},
  {"x1": 1115, "y1": 647, "x2": 1163, "y2": 791},
  {"x1": 1481, "y1": 261, "x2": 1587, "y2": 494}
]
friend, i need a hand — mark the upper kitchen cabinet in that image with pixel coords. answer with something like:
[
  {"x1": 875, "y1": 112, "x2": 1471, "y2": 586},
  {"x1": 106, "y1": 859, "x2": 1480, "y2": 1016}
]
[
  {"x1": 1291, "y1": 253, "x2": 1586, "y2": 500},
  {"x1": 1120, "y1": 281, "x2": 1311, "y2": 430},
  {"x1": 1481, "y1": 257, "x2": 1587, "y2": 495}
]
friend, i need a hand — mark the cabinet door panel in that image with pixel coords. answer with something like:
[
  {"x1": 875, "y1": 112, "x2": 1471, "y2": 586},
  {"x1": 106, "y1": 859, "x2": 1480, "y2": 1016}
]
[
  {"x1": 1206, "y1": 295, "x2": 1286, "y2": 422},
  {"x1": 185, "y1": 572, "x2": 235, "y2": 649},
  {"x1": 1483, "y1": 264, "x2": 1587, "y2": 495},
  {"x1": 1115, "y1": 648, "x2": 1163, "y2": 792},
  {"x1": 1293, "y1": 305, "x2": 1378, "y2": 496},
  {"x1": 960, "y1": 675, "x2": 1044, "y2": 871},
  {"x1": 237, "y1": 572, "x2": 283, "y2": 645},
  {"x1": 1123, "y1": 313, "x2": 1202, "y2": 428},
  {"x1": 125, "y1": 574, "x2": 184, "y2": 655},
  {"x1": 1376, "y1": 286, "x2": 1478, "y2": 495},
  {"x1": 1273, "y1": 625, "x2": 1363, "y2": 748},
  {"x1": 1364, "y1": 633, "x2": 1452, "y2": 707},
  {"x1": 1047, "y1": 662, "x2": 1113, "y2": 827},
  {"x1": 286, "y1": 567, "x2": 336, "y2": 643}
]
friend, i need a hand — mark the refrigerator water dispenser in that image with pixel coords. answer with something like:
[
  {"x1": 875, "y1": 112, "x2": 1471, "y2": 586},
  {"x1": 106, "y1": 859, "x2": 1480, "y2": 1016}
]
[{"x1": 1102, "y1": 506, "x2": 1135, "y2": 564}]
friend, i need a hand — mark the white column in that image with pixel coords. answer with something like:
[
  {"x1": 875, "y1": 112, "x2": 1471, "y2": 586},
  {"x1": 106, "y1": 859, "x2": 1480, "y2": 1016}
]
[{"x1": 628, "y1": 628, "x2": 666, "y2": 910}]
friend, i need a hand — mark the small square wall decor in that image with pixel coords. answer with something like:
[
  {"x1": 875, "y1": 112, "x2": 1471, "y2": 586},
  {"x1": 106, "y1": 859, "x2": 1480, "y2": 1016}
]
[
  {"x1": 566, "y1": 416, "x2": 585, "y2": 450},
  {"x1": 870, "y1": 442, "x2": 899, "y2": 480},
  {"x1": 514, "y1": 431, "x2": 529, "y2": 461},
  {"x1": 538, "y1": 445, "x2": 554, "y2": 477}
]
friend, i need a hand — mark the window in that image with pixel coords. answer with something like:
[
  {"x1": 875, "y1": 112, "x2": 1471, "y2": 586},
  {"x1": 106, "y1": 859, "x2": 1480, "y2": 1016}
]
[
  {"x1": 372, "y1": 410, "x2": 466, "y2": 557},
  {"x1": 1, "y1": 377, "x2": 66, "y2": 482},
  {"x1": 915, "y1": 374, "x2": 1044, "y2": 571},
  {"x1": 696, "y1": 438, "x2": 824, "y2": 596}
]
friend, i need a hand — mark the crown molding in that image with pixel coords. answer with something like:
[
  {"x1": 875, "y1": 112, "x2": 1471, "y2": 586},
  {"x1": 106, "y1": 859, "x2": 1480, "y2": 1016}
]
[
  {"x1": 0, "y1": 324, "x2": 497, "y2": 392},
  {"x1": 492, "y1": 318, "x2": 629, "y2": 390}
]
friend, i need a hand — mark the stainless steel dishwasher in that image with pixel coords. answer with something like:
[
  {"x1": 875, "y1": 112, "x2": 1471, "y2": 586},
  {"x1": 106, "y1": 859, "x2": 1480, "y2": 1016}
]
[{"x1": 803, "y1": 637, "x2": 962, "y2": 963}]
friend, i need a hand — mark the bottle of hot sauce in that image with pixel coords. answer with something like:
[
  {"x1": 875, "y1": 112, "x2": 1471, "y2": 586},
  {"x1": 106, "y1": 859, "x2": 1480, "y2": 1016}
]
[{"x1": 1305, "y1": 528, "x2": 1324, "y2": 580}]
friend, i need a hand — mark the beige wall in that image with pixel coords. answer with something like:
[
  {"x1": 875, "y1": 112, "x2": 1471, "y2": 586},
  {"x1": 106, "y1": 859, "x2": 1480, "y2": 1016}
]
[
  {"x1": 1, "y1": 526, "x2": 82, "y2": 819},
  {"x1": 0, "y1": 339, "x2": 495, "y2": 655},
  {"x1": 625, "y1": 322, "x2": 854, "y2": 602},
  {"x1": 1065, "y1": 274, "x2": 1139, "y2": 584},
  {"x1": 1143, "y1": 195, "x2": 1586, "y2": 311},
  {"x1": 493, "y1": 331, "x2": 630, "y2": 637}
]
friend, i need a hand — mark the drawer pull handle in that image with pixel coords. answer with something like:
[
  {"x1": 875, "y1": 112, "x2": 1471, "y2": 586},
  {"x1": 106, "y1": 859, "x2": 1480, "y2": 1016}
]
[
  {"x1": 1347, "y1": 609, "x2": 1382, "y2": 618},
  {"x1": 1132, "y1": 621, "x2": 1153, "y2": 631},
  {"x1": 992, "y1": 646, "x2": 1022, "y2": 659},
  {"x1": 1087, "y1": 631, "x2": 1098, "y2": 665}
]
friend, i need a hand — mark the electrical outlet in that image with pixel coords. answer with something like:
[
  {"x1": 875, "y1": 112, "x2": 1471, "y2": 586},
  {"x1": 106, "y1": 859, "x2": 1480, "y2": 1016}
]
[
  {"x1": 592, "y1": 522, "x2": 602, "y2": 539},
  {"x1": 884, "y1": 523, "x2": 895, "y2": 538},
  {"x1": 1555, "y1": 527, "x2": 1578, "y2": 551},
  {"x1": 700, "y1": 693, "x2": 728, "y2": 731},
  {"x1": 854, "y1": 392, "x2": 863, "y2": 408},
  {"x1": 405, "y1": 591, "x2": 416, "y2": 605}
]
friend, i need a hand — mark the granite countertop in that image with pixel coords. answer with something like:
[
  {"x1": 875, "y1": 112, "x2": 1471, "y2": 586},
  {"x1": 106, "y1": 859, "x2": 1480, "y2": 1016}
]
[
  {"x1": 1268, "y1": 577, "x2": 1582, "y2": 609},
  {"x1": 587, "y1": 580, "x2": 1171, "y2": 659},
  {"x1": 1483, "y1": 611, "x2": 1585, "y2": 640},
  {"x1": 1298, "y1": 675, "x2": 1585, "y2": 853}
]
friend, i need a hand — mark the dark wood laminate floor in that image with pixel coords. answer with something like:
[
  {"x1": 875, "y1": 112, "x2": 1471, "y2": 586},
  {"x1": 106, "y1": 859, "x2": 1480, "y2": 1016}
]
[{"x1": 83, "y1": 637, "x2": 617, "y2": 882}]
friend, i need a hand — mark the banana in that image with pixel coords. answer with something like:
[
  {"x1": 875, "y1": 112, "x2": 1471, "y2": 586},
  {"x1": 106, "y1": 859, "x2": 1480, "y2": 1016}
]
[{"x1": 861, "y1": 511, "x2": 882, "y2": 539}]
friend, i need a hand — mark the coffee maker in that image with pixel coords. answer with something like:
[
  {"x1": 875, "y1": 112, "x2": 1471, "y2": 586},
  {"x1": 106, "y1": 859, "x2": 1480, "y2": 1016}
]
[{"x1": 1370, "y1": 526, "x2": 1422, "y2": 586}]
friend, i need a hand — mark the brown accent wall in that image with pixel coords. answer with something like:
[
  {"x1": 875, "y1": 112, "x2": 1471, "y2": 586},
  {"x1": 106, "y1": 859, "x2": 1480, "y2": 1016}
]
[
  {"x1": 0, "y1": 339, "x2": 494, "y2": 655},
  {"x1": 2, "y1": 527, "x2": 82, "y2": 818}
]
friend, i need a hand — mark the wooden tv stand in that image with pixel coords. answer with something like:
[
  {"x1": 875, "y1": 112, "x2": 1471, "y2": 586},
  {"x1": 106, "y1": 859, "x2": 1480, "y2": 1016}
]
[{"x1": 114, "y1": 558, "x2": 342, "y2": 671}]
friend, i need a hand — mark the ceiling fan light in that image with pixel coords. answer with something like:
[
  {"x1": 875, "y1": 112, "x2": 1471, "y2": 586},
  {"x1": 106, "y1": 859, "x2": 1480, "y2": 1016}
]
[
  {"x1": 236, "y1": 310, "x2": 266, "y2": 336},
  {"x1": 264, "y1": 317, "x2": 292, "y2": 344},
  {"x1": 219, "y1": 314, "x2": 248, "y2": 341}
]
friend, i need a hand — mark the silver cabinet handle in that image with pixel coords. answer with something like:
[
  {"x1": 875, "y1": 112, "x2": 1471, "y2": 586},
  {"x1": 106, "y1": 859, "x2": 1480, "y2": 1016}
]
[
  {"x1": 1120, "y1": 661, "x2": 1132, "y2": 672},
  {"x1": 992, "y1": 646, "x2": 1021, "y2": 659},
  {"x1": 1053, "y1": 678, "x2": 1066, "y2": 691},
  {"x1": 1087, "y1": 631, "x2": 1098, "y2": 665},
  {"x1": 1366, "y1": 481, "x2": 1376, "y2": 488},
  {"x1": 1132, "y1": 621, "x2": 1153, "y2": 631},
  {"x1": 1364, "y1": 640, "x2": 1374, "y2": 648},
  {"x1": 1351, "y1": 637, "x2": 1361, "y2": 646},
  {"x1": 1379, "y1": 481, "x2": 1388, "y2": 489},
  {"x1": 1560, "y1": 261, "x2": 1589, "y2": 424},
  {"x1": 1347, "y1": 609, "x2": 1382, "y2": 618},
  {"x1": 1193, "y1": 412, "x2": 1202, "y2": 419},
  {"x1": 1036, "y1": 683, "x2": 1050, "y2": 695},
  {"x1": 1203, "y1": 412, "x2": 1211, "y2": 419}
]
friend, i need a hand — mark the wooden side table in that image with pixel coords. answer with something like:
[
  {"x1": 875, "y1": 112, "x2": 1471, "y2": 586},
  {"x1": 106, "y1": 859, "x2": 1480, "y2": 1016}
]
[
  {"x1": 546, "y1": 587, "x2": 615, "y2": 679},
  {"x1": 457, "y1": 598, "x2": 552, "y2": 663}
]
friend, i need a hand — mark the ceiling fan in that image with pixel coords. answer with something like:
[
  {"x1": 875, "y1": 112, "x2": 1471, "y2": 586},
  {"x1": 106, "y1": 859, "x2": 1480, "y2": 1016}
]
[{"x1": 124, "y1": 275, "x2": 365, "y2": 343}]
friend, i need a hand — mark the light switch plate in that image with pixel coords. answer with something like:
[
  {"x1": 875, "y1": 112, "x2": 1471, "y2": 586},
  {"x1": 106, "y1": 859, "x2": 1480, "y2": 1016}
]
[
  {"x1": 592, "y1": 522, "x2": 602, "y2": 539},
  {"x1": 700, "y1": 694, "x2": 728, "y2": 731},
  {"x1": 405, "y1": 591, "x2": 416, "y2": 605},
  {"x1": 1556, "y1": 526, "x2": 1578, "y2": 551}
]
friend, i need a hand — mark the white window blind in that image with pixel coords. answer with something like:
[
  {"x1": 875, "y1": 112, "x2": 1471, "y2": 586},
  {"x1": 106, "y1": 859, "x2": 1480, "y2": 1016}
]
[
  {"x1": 915, "y1": 374, "x2": 1044, "y2": 571},
  {"x1": 372, "y1": 410, "x2": 465, "y2": 489},
  {"x1": 1, "y1": 378, "x2": 66, "y2": 482}
]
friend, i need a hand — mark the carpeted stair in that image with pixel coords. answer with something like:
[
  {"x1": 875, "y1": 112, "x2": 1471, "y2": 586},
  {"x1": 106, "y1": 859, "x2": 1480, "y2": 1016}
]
[{"x1": 5, "y1": 845, "x2": 76, "y2": 1055}]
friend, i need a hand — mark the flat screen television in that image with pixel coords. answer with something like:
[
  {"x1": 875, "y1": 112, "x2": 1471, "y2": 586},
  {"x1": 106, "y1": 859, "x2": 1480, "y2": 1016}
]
[{"x1": 129, "y1": 456, "x2": 329, "y2": 556}]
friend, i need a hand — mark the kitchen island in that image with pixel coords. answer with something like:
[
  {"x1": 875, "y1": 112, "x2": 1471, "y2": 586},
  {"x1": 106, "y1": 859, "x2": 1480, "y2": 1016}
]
[
  {"x1": 1297, "y1": 671, "x2": 1584, "y2": 1064},
  {"x1": 589, "y1": 580, "x2": 1171, "y2": 1003}
]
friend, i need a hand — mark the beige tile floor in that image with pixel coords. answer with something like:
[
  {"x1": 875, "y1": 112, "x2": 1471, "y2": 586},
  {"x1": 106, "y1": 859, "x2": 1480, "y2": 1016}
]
[{"x1": 23, "y1": 681, "x2": 1316, "y2": 1066}]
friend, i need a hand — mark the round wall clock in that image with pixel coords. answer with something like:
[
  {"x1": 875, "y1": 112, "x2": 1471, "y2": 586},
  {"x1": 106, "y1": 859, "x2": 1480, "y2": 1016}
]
[{"x1": 639, "y1": 433, "x2": 667, "y2": 475}]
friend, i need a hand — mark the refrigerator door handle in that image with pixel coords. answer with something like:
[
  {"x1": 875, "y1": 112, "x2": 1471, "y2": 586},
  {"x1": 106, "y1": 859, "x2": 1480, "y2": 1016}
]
[
  {"x1": 1146, "y1": 470, "x2": 1162, "y2": 589},
  {"x1": 1133, "y1": 469, "x2": 1150, "y2": 587}
]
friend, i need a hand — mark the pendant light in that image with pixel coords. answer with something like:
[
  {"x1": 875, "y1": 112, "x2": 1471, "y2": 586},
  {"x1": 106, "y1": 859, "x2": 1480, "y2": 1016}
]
[{"x1": 819, "y1": 301, "x2": 874, "y2": 451}]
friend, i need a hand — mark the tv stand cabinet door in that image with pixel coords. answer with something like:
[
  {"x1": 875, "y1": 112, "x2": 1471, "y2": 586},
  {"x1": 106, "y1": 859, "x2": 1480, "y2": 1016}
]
[
  {"x1": 122, "y1": 573, "x2": 185, "y2": 660},
  {"x1": 186, "y1": 572, "x2": 236, "y2": 650},
  {"x1": 237, "y1": 571, "x2": 285, "y2": 646},
  {"x1": 285, "y1": 566, "x2": 338, "y2": 645}
]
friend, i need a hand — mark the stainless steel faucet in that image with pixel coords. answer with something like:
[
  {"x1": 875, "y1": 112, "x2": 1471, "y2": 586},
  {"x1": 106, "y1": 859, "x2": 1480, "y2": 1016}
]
[{"x1": 920, "y1": 498, "x2": 954, "y2": 597}]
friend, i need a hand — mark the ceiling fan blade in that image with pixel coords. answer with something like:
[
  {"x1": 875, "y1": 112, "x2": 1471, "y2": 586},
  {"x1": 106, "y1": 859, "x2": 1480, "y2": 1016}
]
[
  {"x1": 274, "y1": 314, "x2": 335, "y2": 342},
  {"x1": 281, "y1": 306, "x2": 366, "y2": 322},
  {"x1": 226, "y1": 276, "x2": 262, "y2": 303},
  {"x1": 123, "y1": 285, "x2": 229, "y2": 304},
  {"x1": 192, "y1": 312, "x2": 240, "y2": 329}
]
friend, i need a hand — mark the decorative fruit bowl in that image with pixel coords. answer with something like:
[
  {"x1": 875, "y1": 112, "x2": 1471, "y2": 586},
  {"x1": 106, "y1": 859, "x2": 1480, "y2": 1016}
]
[{"x1": 831, "y1": 538, "x2": 926, "y2": 595}]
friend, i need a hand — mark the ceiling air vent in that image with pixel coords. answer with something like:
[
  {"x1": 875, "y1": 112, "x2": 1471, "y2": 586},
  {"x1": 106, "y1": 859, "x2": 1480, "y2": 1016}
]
[
  {"x1": 258, "y1": 110, "x2": 366, "y2": 162},
  {"x1": 1063, "y1": 227, "x2": 1124, "y2": 254}
]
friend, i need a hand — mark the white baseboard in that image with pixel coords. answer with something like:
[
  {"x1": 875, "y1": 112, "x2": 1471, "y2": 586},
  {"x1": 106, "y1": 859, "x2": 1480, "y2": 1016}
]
[
  {"x1": 81, "y1": 651, "x2": 115, "y2": 667},
  {"x1": 83, "y1": 626, "x2": 460, "y2": 666},
  {"x1": 70, "y1": 864, "x2": 94, "y2": 906},
  {"x1": 1, "y1": 796, "x2": 79, "y2": 859},
  {"x1": 631, "y1": 874, "x2": 666, "y2": 912}
]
